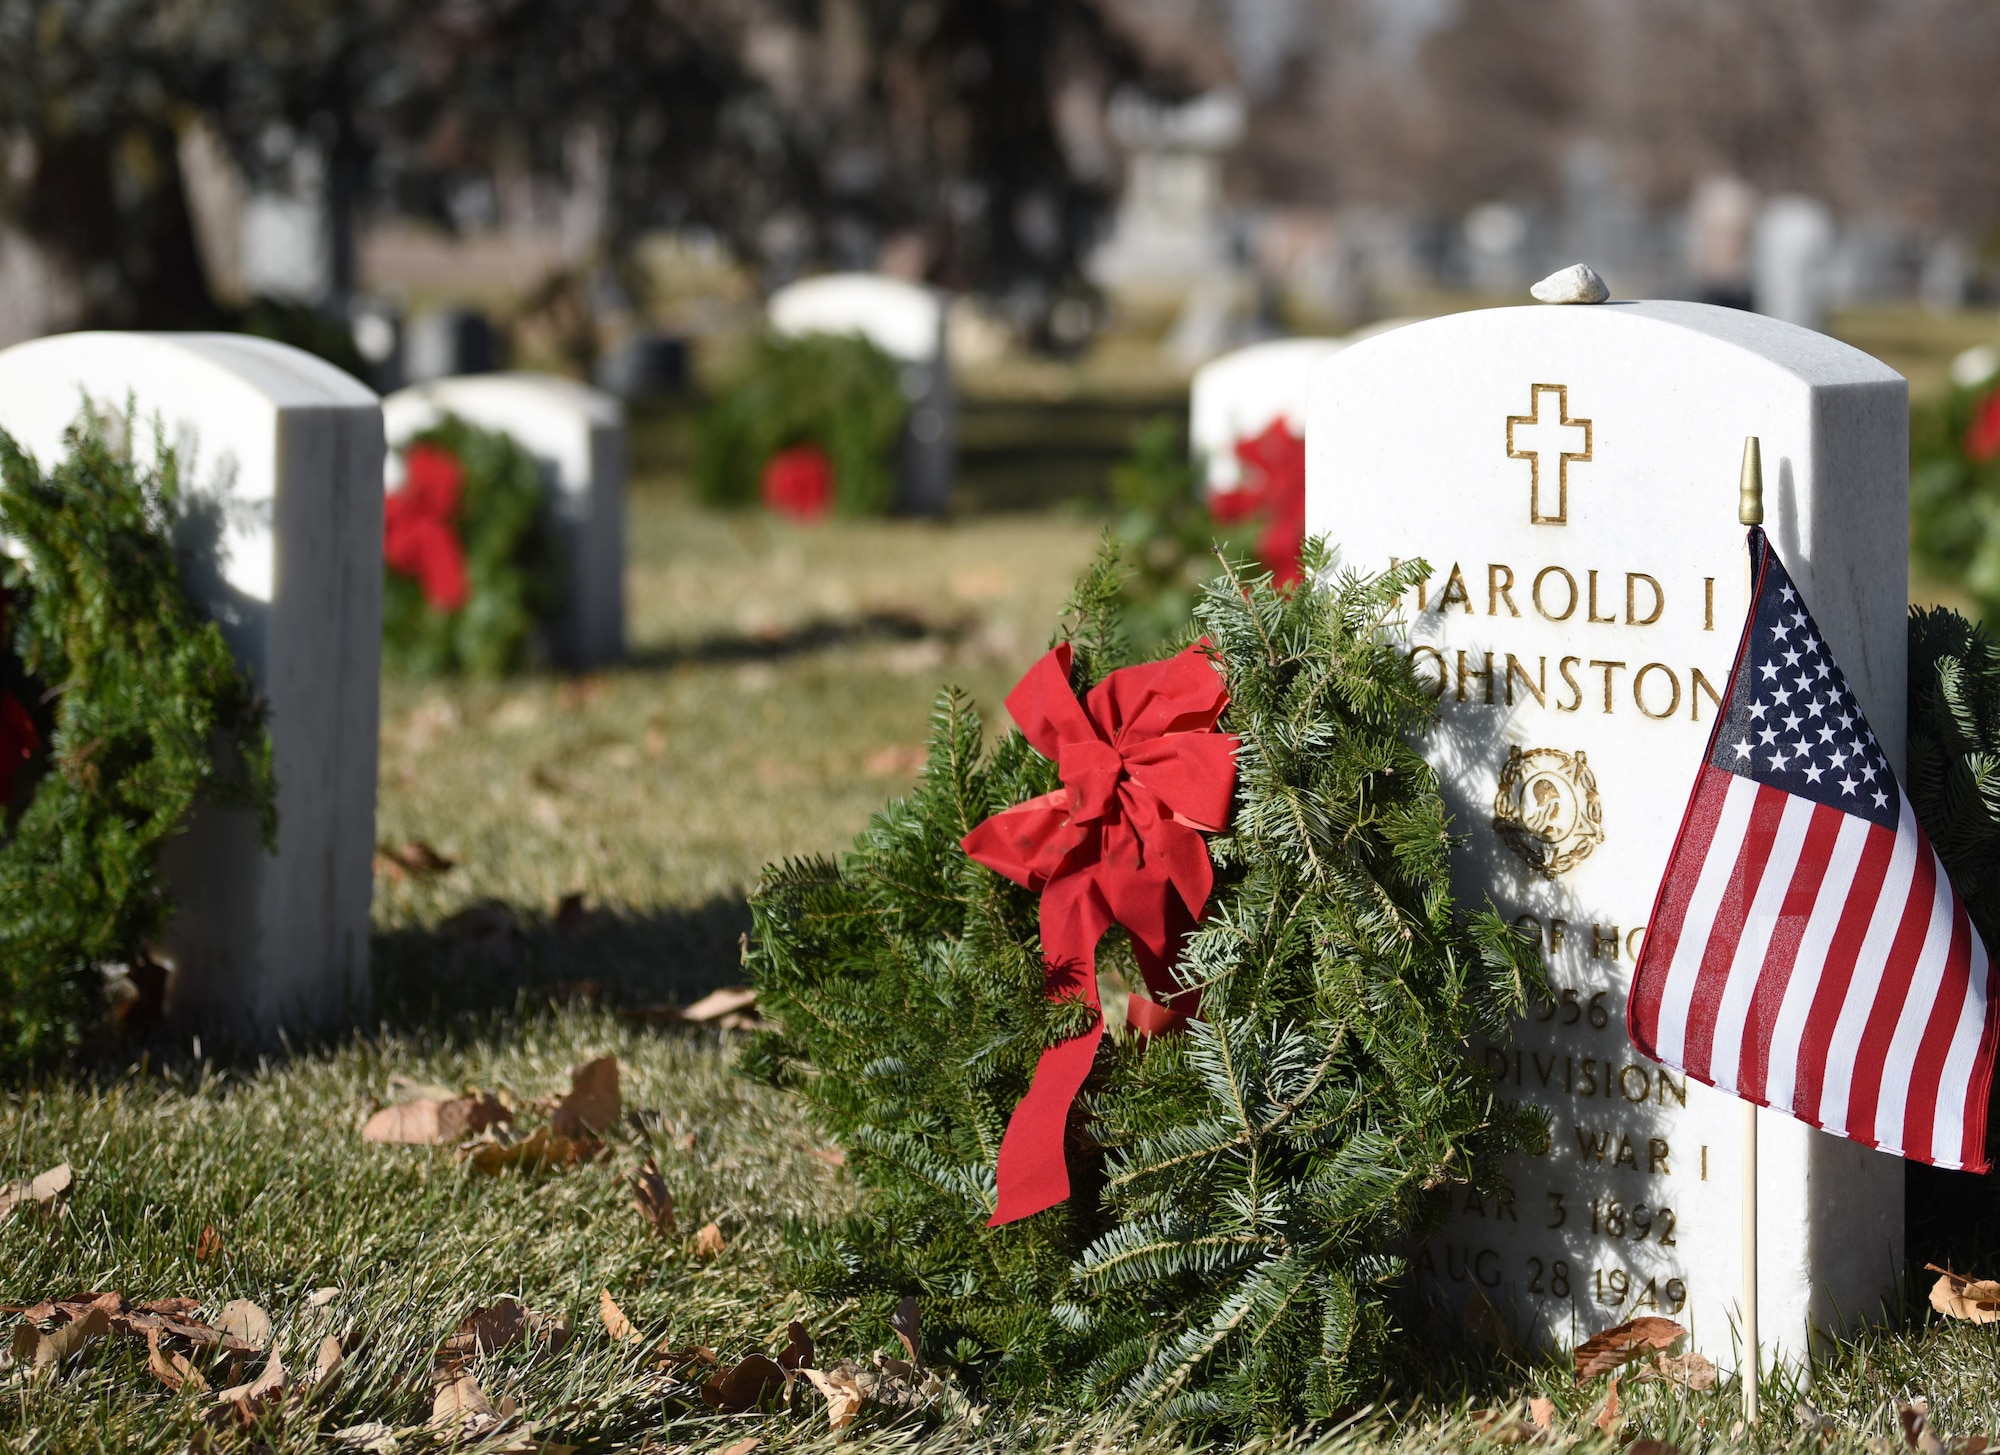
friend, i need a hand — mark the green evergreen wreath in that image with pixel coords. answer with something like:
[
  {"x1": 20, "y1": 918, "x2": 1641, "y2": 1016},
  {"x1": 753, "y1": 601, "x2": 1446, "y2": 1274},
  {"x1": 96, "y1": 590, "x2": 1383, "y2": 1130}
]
[
  {"x1": 382, "y1": 414, "x2": 559, "y2": 676},
  {"x1": 0, "y1": 412, "x2": 275, "y2": 1074},
  {"x1": 743, "y1": 542, "x2": 1544, "y2": 1429},
  {"x1": 695, "y1": 332, "x2": 908, "y2": 516}
]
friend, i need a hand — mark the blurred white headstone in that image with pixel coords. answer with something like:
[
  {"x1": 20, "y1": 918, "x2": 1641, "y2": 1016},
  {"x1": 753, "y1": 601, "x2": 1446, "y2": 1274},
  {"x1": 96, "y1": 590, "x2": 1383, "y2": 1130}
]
[
  {"x1": 1754, "y1": 198, "x2": 1837, "y2": 333},
  {"x1": 383, "y1": 373, "x2": 626, "y2": 669},
  {"x1": 1307, "y1": 299, "x2": 1908, "y2": 1368},
  {"x1": 0, "y1": 332, "x2": 383, "y2": 1041},
  {"x1": 769, "y1": 273, "x2": 953, "y2": 514},
  {"x1": 1189, "y1": 338, "x2": 1346, "y2": 498},
  {"x1": 1089, "y1": 89, "x2": 1245, "y2": 292}
]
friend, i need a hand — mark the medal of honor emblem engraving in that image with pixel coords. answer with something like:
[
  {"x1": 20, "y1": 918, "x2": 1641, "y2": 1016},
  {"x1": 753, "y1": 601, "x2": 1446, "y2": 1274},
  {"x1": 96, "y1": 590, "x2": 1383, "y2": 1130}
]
[{"x1": 1492, "y1": 745, "x2": 1605, "y2": 878}]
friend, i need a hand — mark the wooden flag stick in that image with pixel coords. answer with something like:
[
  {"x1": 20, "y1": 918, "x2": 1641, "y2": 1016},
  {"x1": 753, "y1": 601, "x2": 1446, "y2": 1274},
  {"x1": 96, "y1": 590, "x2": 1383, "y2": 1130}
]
[{"x1": 1739, "y1": 435, "x2": 1763, "y2": 1425}]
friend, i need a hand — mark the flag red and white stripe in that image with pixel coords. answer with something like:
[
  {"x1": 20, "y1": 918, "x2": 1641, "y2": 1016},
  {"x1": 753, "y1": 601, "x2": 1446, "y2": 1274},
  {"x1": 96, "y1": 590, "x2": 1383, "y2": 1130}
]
[{"x1": 1629, "y1": 528, "x2": 1999, "y2": 1171}]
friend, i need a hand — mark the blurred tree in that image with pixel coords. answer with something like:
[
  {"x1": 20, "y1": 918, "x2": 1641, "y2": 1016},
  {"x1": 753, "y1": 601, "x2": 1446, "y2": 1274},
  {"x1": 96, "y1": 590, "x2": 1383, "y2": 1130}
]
[{"x1": 0, "y1": 0, "x2": 1184, "y2": 339}]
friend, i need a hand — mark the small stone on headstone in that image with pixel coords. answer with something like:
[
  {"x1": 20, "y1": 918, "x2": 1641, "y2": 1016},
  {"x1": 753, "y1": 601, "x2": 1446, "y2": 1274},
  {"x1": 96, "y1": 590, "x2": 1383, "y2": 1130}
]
[{"x1": 1530, "y1": 264, "x2": 1610, "y2": 305}]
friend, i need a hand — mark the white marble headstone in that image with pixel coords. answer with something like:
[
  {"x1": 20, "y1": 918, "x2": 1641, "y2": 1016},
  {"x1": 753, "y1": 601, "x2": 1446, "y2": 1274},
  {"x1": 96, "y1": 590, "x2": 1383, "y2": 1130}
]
[
  {"x1": 1189, "y1": 338, "x2": 1345, "y2": 499},
  {"x1": 0, "y1": 332, "x2": 383, "y2": 1041},
  {"x1": 1306, "y1": 300, "x2": 1908, "y2": 1368},
  {"x1": 383, "y1": 373, "x2": 626, "y2": 669}
]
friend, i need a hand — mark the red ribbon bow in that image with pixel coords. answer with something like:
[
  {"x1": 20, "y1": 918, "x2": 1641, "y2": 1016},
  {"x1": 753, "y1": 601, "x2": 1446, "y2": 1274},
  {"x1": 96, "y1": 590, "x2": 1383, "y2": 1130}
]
[
  {"x1": 0, "y1": 600, "x2": 35, "y2": 802},
  {"x1": 961, "y1": 640, "x2": 1238, "y2": 1224},
  {"x1": 384, "y1": 443, "x2": 471, "y2": 613},
  {"x1": 1210, "y1": 419, "x2": 1306, "y2": 588}
]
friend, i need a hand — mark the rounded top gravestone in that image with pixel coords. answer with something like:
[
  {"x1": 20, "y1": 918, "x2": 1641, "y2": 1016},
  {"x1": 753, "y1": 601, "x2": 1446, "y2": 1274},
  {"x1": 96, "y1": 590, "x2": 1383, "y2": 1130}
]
[
  {"x1": 1189, "y1": 337, "x2": 1346, "y2": 498},
  {"x1": 768, "y1": 273, "x2": 943, "y2": 362},
  {"x1": 1306, "y1": 299, "x2": 1907, "y2": 1369},
  {"x1": 0, "y1": 331, "x2": 383, "y2": 1041}
]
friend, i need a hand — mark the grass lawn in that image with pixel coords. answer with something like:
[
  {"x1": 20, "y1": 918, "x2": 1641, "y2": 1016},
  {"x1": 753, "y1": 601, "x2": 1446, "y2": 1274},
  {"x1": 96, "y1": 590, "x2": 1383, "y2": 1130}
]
[{"x1": 9, "y1": 474, "x2": 2000, "y2": 1451}]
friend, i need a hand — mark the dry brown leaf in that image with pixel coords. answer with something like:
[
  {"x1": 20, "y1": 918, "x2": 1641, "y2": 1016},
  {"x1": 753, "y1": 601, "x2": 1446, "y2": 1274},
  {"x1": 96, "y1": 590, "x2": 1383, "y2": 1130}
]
[
  {"x1": 631, "y1": 986, "x2": 760, "y2": 1026},
  {"x1": 700, "y1": 1354, "x2": 788, "y2": 1413},
  {"x1": 809, "y1": 1146, "x2": 846, "y2": 1168},
  {"x1": 15, "y1": 1306, "x2": 111, "y2": 1373},
  {"x1": 550, "y1": 1055, "x2": 620, "y2": 1139},
  {"x1": 600, "y1": 1290, "x2": 636, "y2": 1344},
  {"x1": 1904, "y1": 1404, "x2": 1948, "y2": 1455},
  {"x1": 632, "y1": 1157, "x2": 675, "y2": 1235},
  {"x1": 431, "y1": 1364, "x2": 498, "y2": 1432},
  {"x1": 1628, "y1": 1442, "x2": 1685, "y2": 1455},
  {"x1": 1573, "y1": 1316, "x2": 1685, "y2": 1382},
  {"x1": 1464, "y1": 1287, "x2": 1514, "y2": 1352},
  {"x1": 306, "y1": 1286, "x2": 341, "y2": 1309},
  {"x1": 217, "y1": 1299, "x2": 271, "y2": 1352},
  {"x1": 1593, "y1": 1375, "x2": 1622, "y2": 1434},
  {"x1": 1528, "y1": 1397, "x2": 1555, "y2": 1430},
  {"x1": 364, "y1": 1093, "x2": 511, "y2": 1146},
  {"x1": 332, "y1": 1424, "x2": 399, "y2": 1453},
  {"x1": 891, "y1": 1295, "x2": 921, "y2": 1368},
  {"x1": 214, "y1": 1349, "x2": 284, "y2": 1426},
  {"x1": 375, "y1": 840, "x2": 456, "y2": 880},
  {"x1": 196, "y1": 1226, "x2": 225, "y2": 1262},
  {"x1": 308, "y1": 1335, "x2": 345, "y2": 1389},
  {"x1": 1469, "y1": 1407, "x2": 1542, "y2": 1445},
  {"x1": 1640, "y1": 1350, "x2": 1718, "y2": 1390},
  {"x1": 778, "y1": 1321, "x2": 814, "y2": 1374},
  {"x1": 1928, "y1": 1265, "x2": 2000, "y2": 1324},
  {"x1": 0, "y1": 1163, "x2": 72, "y2": 1219},
  {"x1": 693, "y1": 1222, "x2": 727, "y2": 1258},
  {"x1": 803, "y1": 1365, "x2": 867, "y2": 1433},
  {"x1": 442, "y1": 1299, "x2": 528, "y2": 1359},
  {"x1": 715, "y1": 1440, "x2": 762, "y2": 1455},
  {"x1": 461, "y1": 1126, "x2": 604, "y2": 1174},
  {"x1": 146, "y1": 1327, "x2": 210, "y2": 1394},
  {"x1": 529, "y1": 1308, "x2": 572, "y2": 1355}
]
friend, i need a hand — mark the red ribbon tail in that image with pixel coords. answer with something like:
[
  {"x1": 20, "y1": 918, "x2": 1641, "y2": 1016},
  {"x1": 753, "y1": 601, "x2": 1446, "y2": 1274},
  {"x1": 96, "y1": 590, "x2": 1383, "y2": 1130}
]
[{"x1": 987, "y1": 1019, "x2": 1103, "y2": 1226}]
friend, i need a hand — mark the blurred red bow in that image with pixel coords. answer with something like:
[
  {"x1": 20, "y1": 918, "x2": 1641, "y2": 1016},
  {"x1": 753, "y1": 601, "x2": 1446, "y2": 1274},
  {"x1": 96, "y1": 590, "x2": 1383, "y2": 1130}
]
[
  {"x1": 385, "y1": 443, "x2": 470, "y2": 612},
  {"x1": 961, "y1": 640, "x2": 1238, "y2": 1224},
  {"x1": 1210, "y1": 418, "x2": 1306, "y2": 588}
]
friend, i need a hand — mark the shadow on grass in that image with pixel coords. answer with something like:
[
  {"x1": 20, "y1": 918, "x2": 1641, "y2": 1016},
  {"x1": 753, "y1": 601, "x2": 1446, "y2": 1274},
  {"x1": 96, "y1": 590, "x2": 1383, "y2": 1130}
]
[
  {"x1": 370, "y1": 893, "x2": 754, "y2": 1029},
  {"x1": 624, "y1": 610, "x2": 957, "y2": 672}
]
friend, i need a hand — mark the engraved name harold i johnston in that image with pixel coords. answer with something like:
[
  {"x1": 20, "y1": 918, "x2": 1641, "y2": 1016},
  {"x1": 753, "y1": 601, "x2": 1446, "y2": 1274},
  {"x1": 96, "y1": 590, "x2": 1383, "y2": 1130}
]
[{"x1": 1493, "y1": 746, "x2": 1604, "y2": 878}]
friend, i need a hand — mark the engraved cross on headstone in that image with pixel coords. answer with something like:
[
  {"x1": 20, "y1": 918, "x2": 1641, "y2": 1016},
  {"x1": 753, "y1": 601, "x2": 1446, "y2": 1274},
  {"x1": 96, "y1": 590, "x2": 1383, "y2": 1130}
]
[{"x1": 1507, "y1": 383, "x2": 1593, "y2": 525}]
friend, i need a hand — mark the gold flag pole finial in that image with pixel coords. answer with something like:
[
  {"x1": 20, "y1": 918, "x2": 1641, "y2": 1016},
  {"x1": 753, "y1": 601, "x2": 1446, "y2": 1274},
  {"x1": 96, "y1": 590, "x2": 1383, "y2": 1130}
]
[{"x1": 1739, "y1": 437, "x2": 1764, "y2": 526}]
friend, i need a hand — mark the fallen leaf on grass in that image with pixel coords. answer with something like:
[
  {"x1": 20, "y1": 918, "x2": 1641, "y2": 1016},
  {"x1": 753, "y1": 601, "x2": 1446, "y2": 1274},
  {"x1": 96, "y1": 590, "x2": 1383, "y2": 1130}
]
[
  {"x1": 1637, "y1": 1349, "x2": 1717, "y2": 1390},
  {"x1": 1573, "y1": 1316, "x2": 1685, "y2": 1381},
  {"x1": 439, "y1": 1298, "x2": 568, "y2": 1361},
  {"x1": 550, "y1": 1055, "x2": 620, "y2": 1139},
  {"x1": 213, "y1": 1348, "x2": 284, "y2": 1426},
  {"x1": 891, "y1": 1296, "x2": 921, "y2": 1367},
  {"x1": 147, "y1": 1327, "x2": 209, "y2": 1393},
  {"x1": 1528, "y1": 1397, "x2": 1554, "y2": 1430},
  {"x1": 308, "y1": 1335, "x2": 345, "y2": 1391},
  {"x1": 632, "y1": 1157, "x2": 675, "y2": 1235},
  {"x1": 196, "y1": 1226, "x2": 225, "y2": 1262},
  {"x1": 306, "y1": 1287, "x2": 342, "y2": 1309},
  {"x1": 809, "y1": 1146, "x2": 846, "y2": 1168},
  {"x1": 1627, "y1": 1442, "x2": 1684, "y2": 1455},
  {"x1": 374, "y1": 840, "x2": 456, "y2": 880},
  {"x1": 716, "y1": 1440, "x2": 761, "y2": 1455},
  {"x1": 803, "y1": 1365, "x2": 867, "y2": 1433},
  {"x1": 364, "y1": 1092, "x2": 511, "y2": 1146},
  {"x1": 1928, "y1": 1264, "x2": 2000, "y2": 1324},
  {"x1": 0, "y1": 1162, "x2": 71, "y2": 1219},
  {"x1": 432, "y1": 1364, "x2": 498, "y2": 1434},
  {"x1": 1593, "y1": 1375, "x2": 1621, "y2": 1435},
  {"x1": 778, "y1": 1321, "x2": 814, "y2": 1374},
  {"x1": 1903, "y1": 1404, "x2": 1947, "y2": 1455},
  {"x1": 13, "y1": 1306, "x2": 110, "y2": 1372},
  {"x1": 627, "y1": 987, "x2": 759, "y2": 1028},
  {"x1": 693, "y1": 1222, "x2": 727, "y2": 1258},
  {"x1": 701, "y1": 1353, "x2": 788, "y2": 1413},
  {"x1": 600, "y1": 1290, "x2": 636, "y2": 1343},
  {"x1": 217, "y1": 1299, "x2": 271, "y2": 1351},
  {"x1": 332, "y1": 1424, "x2": 399, "y2": 1453},
  {"x1": 461, "y1": 1127, "x2": 604, "y2": 1174},
  {"x1": 1468, "y1": 1407, "x2": 1543, "y2": 1446}
]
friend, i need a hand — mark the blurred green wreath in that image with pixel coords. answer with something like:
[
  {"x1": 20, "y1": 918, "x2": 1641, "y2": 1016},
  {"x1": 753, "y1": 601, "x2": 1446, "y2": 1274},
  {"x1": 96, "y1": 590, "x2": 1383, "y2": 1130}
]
[
  {"x1": 695, "y1": 332, "x2": 908, "y2": 518},
  {"x1": 0, "y1": 410, "x2": 275, "y2": 1074},
  {"x1": 382, "y1": 413, "x2": 560, "y2": 676}
]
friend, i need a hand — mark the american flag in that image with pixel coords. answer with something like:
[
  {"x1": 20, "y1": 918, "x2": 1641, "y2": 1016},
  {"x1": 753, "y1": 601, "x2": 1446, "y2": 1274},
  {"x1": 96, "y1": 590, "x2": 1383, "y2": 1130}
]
[{"x1": 1628, "y1": 528, "x2": 1999, "y2": 1171}]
